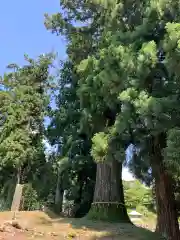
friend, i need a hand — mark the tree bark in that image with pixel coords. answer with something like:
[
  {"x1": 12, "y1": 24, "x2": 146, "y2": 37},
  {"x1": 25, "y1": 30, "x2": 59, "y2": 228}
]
[
  {"x1": 54, "y1": 171, "x2": 63, "y2": 214},
  {"x1": 151, "y1": 134, "x2": 180, "y2": 240},
  {"x1": 88, "y1": 159, "x2": 130, "y2": 222},
  {"x1": 74, "y1": 170, "x2": 84, "y2": 217}
]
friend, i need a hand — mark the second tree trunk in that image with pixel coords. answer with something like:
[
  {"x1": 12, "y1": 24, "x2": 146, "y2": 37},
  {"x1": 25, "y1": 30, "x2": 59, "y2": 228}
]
[{"x1": 151, "y1": 134, "x2": 180, "y2": 240}]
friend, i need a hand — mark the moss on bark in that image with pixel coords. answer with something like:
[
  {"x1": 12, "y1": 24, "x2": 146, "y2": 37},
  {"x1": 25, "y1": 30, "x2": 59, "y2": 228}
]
[{"x1": 87, "y1": 202, "x2": 131, "y2": 222}]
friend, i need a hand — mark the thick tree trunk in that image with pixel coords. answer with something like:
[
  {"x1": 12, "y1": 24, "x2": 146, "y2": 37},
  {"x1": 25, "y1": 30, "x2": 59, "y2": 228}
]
[
  {"x1": 151, "y1": 134, "x2": 180, "y2": 240},
  {"x1": 54, "y1": 171, "x2": 63, "y2": 214},
  {"x1": 88, "y1": 160, "x2": 130, "y2": 222}
]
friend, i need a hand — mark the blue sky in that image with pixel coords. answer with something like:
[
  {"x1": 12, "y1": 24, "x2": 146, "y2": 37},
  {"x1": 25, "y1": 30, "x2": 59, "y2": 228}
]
[
  {"x1": 0, "y1": 0, "x2": 66, "y2": 75},
  {"x1": 0, "y1": 0, "x2": 134, "y2": 181}
]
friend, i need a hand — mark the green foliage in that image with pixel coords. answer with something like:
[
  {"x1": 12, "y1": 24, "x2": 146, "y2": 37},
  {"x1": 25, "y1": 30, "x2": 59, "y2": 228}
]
[
  {"x1": 0, "y1": 54, "x2": 53, "y2": 177},
  {"x1": 0, "y1": 178, "x2": 16, "y2": 210},
  {"x1": 21, "y1": 184, "x2": 40, "y2": 211},
  {"x1": 163, "y1": 128, "x2": 180, "y2": 173},
  {"x1": 0, "y1": 2, "x2": 176, "y2": 238},
  {"x1": 46, "y1": 59, "x2": 96, "y2": 217},
  {"x1": 0, "y1": 54, "x2": 55, "y2": 213},
  {"x1": 44, "y1": 0, "x2": 104, "y2": 217},
  {"x1": 124, "y1": 180, "x2": 153, "y2": 210},
  {"x1": 45, "y1": 1, "x2": 180, "y2": 237},
  {"x1": 91, "y1": 132, "x2": 108, "y2": 162}
]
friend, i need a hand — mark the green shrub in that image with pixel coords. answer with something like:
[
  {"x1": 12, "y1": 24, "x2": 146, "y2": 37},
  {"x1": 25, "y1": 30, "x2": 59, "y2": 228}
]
[{"x1": 21, "y1": 184, "x2": 40, "y2": 211}]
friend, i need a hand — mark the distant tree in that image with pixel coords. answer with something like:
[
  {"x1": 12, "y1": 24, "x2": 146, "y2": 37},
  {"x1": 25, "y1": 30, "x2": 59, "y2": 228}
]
[
  {"x1": 123, "y1": 180, "x2": 153, "y2": 210},
  {"x1": 0, "y1": 54, "x2": 54, "y2": 208},
  {"x1": 46, "y1": 60, "x2": 96, "y2": 217}
]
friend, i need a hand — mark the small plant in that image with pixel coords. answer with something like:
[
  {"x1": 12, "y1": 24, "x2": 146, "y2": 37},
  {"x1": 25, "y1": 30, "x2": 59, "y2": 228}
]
[{"x1": 67, "y1": 231, "x2": 77, "y2": 239}]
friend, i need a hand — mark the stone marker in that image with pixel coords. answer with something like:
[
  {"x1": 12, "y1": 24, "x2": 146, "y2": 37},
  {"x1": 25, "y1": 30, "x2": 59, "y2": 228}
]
[{"x1": 11, "y1": 184, "x2": 23, "y2": 213}]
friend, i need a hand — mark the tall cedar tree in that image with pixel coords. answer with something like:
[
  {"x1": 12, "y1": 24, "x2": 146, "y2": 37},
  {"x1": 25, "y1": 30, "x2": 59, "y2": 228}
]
[
  {"x1": 47, "y1": 61, "x2": 96, "y2": 217},
  {"x1": 77, "y1": 1, "x2": 180, "y2": 239},
  {"x1": 0, "y1": 54, "x2": 53, "y2": 187},
  {"x1": 45, "y1": 1, "x2": 130, "y2": 222}
]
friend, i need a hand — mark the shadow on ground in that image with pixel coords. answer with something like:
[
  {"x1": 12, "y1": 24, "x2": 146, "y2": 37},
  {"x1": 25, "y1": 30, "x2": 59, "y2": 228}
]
[{"x1": 43, "y1": 210, "x2": 163, "y2": 240}]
